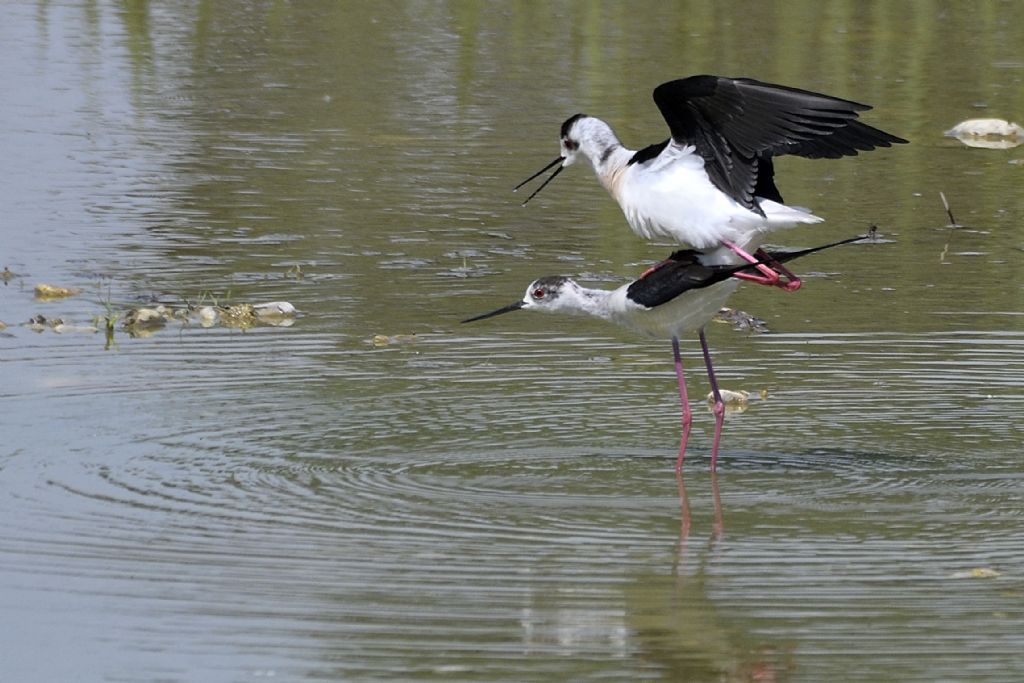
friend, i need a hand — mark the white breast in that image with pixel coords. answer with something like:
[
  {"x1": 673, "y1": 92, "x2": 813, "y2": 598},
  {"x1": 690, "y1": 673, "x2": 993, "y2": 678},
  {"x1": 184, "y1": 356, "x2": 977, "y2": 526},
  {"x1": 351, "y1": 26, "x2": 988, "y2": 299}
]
[
  {"x1": 615, "y1": 143, "x2": 822, "y2": 249},
  {"x1": 606, "y1": 279, "x2": 741, "y2": 339}
]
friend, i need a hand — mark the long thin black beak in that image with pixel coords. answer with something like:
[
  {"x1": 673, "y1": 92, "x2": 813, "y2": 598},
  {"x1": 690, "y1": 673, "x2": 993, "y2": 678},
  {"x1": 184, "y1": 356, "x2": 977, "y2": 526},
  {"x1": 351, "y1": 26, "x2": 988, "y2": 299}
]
[
  {"x1": 461, "y1": 300, "x2": 525, "y2": 323},
  {"x1": 513, "y1": 156, "x2": 564, "y2": 206}
]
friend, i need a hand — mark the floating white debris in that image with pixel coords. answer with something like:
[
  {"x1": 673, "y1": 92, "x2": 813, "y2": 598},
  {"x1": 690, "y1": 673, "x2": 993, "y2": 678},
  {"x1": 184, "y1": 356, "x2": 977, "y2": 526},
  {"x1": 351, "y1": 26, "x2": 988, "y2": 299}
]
[
  {"x1": 945, "y1": 118, "x2": 1024, "y2": 148},
  {"x1": 34, "y1": 283, "x2": 82, "y2": 300},
  {"x1": 123, "y1": 307, "x2": 168, "y2": 328},
  {"x1": 371, "y1": 333, "x2": 417, "y2": 347},
  {"x1": 950, "y1": 567, "x2": 1001, "y2": 579},
  {"x1": 52, "y1": 323, "x2": 99, "y2": 334},
  {"x1": 714, "y1": 307, "x2": 769, "y2": 333},
  {"x1": 252, "y1": 301, "x2": 296, "y2": 327},
  {"x1": 26, "y1": 314, "x2": 50, "y2": 332},
  {"x1": 946, "y1": 118, "x2": 1024, "y2": 137},
  {"x1": 253, "y1": 301, "x2": 296, "y2": 318},
  {"x1": 713, "y1": 389, "x2": 749, "y2": 404},
  {"x1": 708, "y1": 389, "x2": 751, "y2": 415},
  {"x1": 196, "y1": 306, "x2": 218, "y2": 327}
]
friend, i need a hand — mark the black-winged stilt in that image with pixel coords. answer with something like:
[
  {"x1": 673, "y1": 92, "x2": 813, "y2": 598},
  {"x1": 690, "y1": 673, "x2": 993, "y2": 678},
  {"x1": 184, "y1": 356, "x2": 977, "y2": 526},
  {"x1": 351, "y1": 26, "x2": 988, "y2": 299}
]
[
  {"x1": 516, "y1": 75, "x2": 906, "y2": 290},
  {"x1": 463, "y1": 233, "x2": 871, "y2": 471}
]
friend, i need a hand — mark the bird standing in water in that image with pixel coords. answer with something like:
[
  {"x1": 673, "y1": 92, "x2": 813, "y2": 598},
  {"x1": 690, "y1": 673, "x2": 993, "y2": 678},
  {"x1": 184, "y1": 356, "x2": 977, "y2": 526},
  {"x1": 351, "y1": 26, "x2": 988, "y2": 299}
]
[{"x1": 464, "y1": 234, "x2": 871, "y2": 471}]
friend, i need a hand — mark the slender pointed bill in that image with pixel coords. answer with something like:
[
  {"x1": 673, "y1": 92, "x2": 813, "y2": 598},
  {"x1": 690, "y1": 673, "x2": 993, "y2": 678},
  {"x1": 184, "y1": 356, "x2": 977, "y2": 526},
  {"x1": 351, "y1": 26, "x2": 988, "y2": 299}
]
[
  {"x1": 461, "y1": 300, "x2": 525, "y2": 324},
  {"x1": 513, "y1": 156, "x2": 564, "y2": 206}
]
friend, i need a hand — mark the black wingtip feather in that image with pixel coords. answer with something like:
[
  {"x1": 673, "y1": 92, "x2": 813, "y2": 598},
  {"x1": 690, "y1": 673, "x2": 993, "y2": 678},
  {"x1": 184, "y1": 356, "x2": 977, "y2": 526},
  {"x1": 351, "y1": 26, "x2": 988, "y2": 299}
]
[{"x1": 649, "y1": 75, "x2": 907, "y2": 211}]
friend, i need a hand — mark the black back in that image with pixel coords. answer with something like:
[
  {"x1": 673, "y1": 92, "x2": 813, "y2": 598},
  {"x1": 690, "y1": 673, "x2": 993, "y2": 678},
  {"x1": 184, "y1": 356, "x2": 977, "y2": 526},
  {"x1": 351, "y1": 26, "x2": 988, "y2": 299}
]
[
  {"x1": 628, "y1": 139, "x2": 670, "y2": 166},
  {"x1": 625, "y1": 233, "x2": 872, "y2": 309},
  {"x1": 626, "y1": 251, "x2": 741, "y2": 308}
]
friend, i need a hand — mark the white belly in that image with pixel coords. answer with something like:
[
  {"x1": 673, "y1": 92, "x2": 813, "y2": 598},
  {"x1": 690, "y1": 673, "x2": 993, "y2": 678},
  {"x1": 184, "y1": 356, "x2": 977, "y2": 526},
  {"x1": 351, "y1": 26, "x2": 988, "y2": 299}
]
[
  {"x1": 608, "y1": 279, "x2": 741, "y2": 339},
  {"x1": 615, "y1": 146, "x2": 822, "y2": 249}
]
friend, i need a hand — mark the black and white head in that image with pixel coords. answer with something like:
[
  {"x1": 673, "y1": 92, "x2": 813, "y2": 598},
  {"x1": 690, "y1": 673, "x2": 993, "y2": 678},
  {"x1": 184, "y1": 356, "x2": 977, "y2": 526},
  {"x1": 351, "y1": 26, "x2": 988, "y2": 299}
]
[
  {"x1": 515, "y1": 114, "x2": 620, "y2": 205},
  {"x1": 520, "y1": 275, "x2": 585, "y2": 314},
  {"x1": 557, "y1": 113, "x2": 587, "y2": 166},
  {"x1": 558, "y1": 113, "x2": 619, "y2": 168},
  {"x1": 461, "y1": 276, "x2": 589, "y2": 324}
]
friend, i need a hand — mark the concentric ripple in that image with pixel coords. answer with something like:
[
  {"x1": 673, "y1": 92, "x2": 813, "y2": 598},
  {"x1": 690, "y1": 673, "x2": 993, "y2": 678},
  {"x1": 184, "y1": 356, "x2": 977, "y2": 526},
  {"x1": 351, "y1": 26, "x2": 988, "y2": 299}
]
[{"x1": 4, "y1": 325, "x2": 1024, "y2": 680}]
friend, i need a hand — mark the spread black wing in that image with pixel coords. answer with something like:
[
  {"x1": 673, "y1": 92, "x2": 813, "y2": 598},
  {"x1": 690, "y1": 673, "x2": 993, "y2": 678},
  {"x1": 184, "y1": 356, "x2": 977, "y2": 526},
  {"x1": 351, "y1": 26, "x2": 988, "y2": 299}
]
[{"x1": 652, "y1": 75, "x2": 908, "y2": 214}]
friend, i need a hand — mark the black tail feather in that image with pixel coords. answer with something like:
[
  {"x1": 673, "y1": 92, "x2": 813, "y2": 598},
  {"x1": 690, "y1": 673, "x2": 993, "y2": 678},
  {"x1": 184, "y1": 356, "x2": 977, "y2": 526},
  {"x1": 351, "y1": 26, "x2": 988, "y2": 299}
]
[{"x1": 761, "y1": 229, "x2": 875, "y2": 266}]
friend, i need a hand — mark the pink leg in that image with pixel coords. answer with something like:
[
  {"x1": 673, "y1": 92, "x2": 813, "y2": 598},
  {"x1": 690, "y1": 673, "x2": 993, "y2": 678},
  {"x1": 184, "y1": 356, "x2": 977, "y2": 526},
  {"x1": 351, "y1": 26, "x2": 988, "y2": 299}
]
[
  {"x1": 672, "y1": 336, "x2": 692, "y2": 473},
  {"x1": 722, "y1": 240, "x2": 802, "y2": 292},
  {"x1": 639, "y1": 257, "x2": 672, "y2": 279},
  {"x1": 753, "y1": 248, "x2": 802, "y2": 292},
  {"x1": 699, "y1": 329, "x2": 726, "y2": 472}
]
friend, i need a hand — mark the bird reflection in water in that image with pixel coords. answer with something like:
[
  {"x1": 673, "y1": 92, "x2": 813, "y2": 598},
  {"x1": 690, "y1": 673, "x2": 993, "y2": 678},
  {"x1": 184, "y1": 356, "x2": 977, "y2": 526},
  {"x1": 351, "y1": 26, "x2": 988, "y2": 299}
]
[
  {"x1": 625, "y1": 475, "x2": 797, "y2": 681},
  {"x1": 674, "y1": 471, "x2": 724, "y2": 575}
]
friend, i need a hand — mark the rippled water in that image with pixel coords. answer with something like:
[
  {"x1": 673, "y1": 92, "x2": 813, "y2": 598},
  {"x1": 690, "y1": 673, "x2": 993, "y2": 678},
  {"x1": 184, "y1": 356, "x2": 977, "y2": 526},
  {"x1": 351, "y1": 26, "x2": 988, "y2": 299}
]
[{"x1": 2, "y1": 2, "x2": 1024, "y2": 681}]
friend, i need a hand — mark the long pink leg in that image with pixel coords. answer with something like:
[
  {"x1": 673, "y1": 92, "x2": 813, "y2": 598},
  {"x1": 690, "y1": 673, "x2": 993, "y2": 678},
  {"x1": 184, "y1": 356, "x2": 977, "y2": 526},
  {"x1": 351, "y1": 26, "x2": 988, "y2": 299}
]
[
  {"x1": 722, "y1": 240, "x2": 801, "y2": 292},
  {"x1": 672, "y1": 336, "x2": 692, "y2": 473},
  {"x1": 699, "y1": 329, "x2": 726, "y2": 472}
]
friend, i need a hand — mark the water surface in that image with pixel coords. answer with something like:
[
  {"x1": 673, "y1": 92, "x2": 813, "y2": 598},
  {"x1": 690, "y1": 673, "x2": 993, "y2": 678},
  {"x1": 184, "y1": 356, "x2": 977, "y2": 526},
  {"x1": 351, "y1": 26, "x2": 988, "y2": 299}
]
[{"x1": 2, "y1": 2, "x2": 1023, "y2": 681}]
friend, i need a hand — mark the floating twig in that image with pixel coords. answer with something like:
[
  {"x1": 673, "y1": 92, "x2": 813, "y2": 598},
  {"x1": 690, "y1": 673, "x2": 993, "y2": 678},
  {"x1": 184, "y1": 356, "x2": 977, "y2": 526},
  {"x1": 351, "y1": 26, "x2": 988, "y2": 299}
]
[
  {"x1": 939, "y1": 191, "x2": 960, "y2": 228},
  {"x1": 938, "y1": 192, "x2": 960, "y2": 263}
]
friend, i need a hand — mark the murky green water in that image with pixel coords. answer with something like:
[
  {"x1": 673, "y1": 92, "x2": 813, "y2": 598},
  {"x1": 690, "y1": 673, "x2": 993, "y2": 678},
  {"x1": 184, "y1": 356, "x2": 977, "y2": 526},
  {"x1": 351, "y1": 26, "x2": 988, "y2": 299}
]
[{"x1": 2, "y1": 2, "x2": 1023, "y2": 681}]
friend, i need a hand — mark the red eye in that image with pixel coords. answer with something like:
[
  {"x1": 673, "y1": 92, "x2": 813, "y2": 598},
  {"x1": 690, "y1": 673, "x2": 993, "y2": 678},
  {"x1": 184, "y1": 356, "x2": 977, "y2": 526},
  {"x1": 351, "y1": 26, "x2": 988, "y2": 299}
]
[{"x1": 533, "y1": 288, "x2": 546, "y2": 299}]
